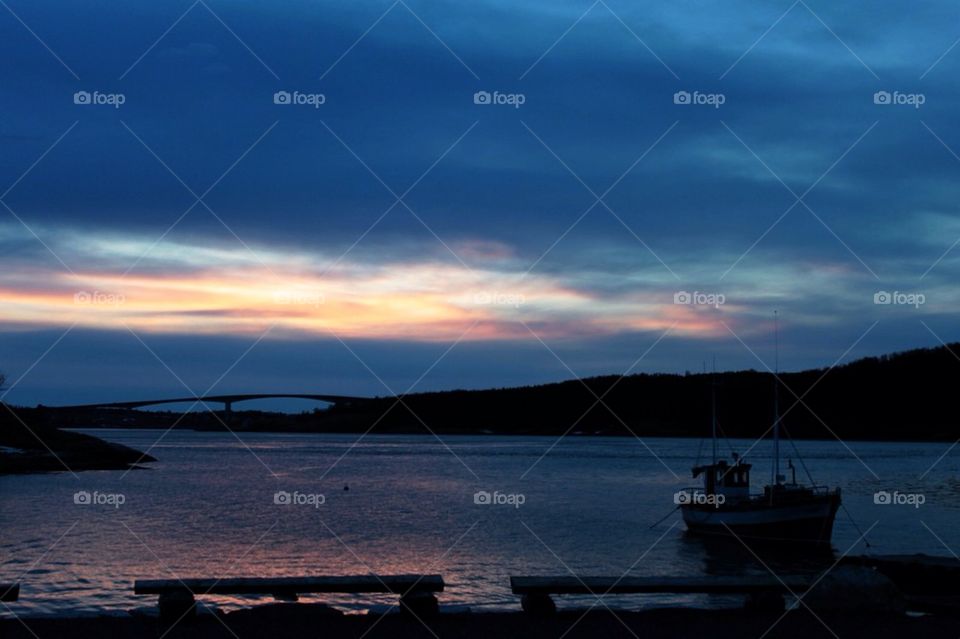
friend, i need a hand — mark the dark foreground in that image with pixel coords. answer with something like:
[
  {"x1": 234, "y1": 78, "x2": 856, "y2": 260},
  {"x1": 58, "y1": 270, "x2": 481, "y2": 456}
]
[{"x1": 2, "y1": 608, "x2": 957, "y2": 639}]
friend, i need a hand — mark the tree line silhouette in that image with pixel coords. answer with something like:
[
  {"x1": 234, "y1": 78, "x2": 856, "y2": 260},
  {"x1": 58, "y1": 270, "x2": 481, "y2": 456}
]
[{"x1": 306, "y1": 341, "x2": 957, "y2": 440}]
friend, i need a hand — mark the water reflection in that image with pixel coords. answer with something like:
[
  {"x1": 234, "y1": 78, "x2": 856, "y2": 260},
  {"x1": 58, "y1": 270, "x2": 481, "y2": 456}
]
[
  {"x1": 0, "y1": 431, "x2": 957, "y2": 616},
  {"x1": 679, "y1": 532, "x2": 834, "y2": 577}
]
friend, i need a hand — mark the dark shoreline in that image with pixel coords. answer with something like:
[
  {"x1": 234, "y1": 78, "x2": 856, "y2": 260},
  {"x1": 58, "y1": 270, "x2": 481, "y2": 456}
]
[
  {"x1": 2, "y1": 608, "x2": 958, "y2": 639},
  {"x1": 0, "y1": 404, "x2": 155, "y2": 475},
  {"x1": 65, "y1": 425, "x2": 959, "y2": 446}
]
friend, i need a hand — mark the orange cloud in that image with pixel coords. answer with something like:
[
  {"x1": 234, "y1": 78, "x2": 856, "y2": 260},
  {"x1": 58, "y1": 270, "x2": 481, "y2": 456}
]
[{"x1": 0, "y1": 229, "x2": 733, "y2": 341}]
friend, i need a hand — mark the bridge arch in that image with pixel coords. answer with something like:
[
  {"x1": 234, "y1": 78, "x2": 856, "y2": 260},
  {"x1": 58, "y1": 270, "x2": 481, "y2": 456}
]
[{"x1": 58, "y1": 393, "x2": 367, "y2": 419}]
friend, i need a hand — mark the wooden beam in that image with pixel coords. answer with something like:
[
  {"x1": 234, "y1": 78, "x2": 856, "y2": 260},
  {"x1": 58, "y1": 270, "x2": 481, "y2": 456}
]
[
  {"x1": 135, "y1": 575, "x2": 443, "y2": 596},
  {"x1": 510, "y1": 576, "x2": 811, "y2": 595}
]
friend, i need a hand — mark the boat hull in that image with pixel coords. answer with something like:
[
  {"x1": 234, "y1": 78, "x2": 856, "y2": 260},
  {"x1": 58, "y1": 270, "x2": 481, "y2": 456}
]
[{"x1": 681, "y1": 493, "x2": 840, "y2": 547}]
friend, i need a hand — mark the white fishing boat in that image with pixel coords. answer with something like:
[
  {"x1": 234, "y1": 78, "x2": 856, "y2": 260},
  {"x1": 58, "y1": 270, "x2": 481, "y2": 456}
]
[{"x1": 678, "y1": 315, "x2": 841, "y2": 548}]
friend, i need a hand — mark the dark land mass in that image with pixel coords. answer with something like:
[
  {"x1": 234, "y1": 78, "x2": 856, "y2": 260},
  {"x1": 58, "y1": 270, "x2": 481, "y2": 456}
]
[
  {"x1": 1, "y1": 608, "x2": 957, "y2": 639},
  {"x1": 0, "y1": 403, "x2": 155, "y2": 474},
  {"x1": 41, "y1": 342, "x2": 960, "y2": 441}
]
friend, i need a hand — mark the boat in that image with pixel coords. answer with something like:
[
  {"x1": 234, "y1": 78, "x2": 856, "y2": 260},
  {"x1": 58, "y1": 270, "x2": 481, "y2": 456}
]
[{"x1": 678, "y1": 315, "x2": 842, "y2": 548}]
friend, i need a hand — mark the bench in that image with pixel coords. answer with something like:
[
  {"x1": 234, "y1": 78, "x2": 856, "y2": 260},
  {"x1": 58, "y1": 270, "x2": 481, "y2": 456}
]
[
  {"x1": 0, "y1": 583, "x2": 19, "y2": 602},
  {"x1": 135, "y1": 575, "x2": 444, "y2": 623},
  {"x1": 510, "y1": 576, "x2": 813, "y2": 614}
]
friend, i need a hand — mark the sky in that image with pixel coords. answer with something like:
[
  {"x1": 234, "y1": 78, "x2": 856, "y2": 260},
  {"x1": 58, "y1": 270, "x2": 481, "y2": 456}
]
[{"x1": 2, "y1": 0, "x2": 960, "y2": 408}]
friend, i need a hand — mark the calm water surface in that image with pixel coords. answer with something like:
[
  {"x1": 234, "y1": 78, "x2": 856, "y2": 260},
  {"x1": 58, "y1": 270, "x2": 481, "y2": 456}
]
[{"x1": 2, "y1": 430, "x2": 958, "y2": 616}]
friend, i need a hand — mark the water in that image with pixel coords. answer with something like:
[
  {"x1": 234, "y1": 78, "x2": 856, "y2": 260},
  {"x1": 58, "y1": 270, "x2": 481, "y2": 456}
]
[{"x1": 1, "y1": 430, "x2": 958, "y2": 617}]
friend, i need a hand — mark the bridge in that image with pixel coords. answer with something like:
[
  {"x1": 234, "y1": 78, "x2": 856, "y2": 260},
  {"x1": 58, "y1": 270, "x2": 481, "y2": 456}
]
[{"x1": 55, "y1": 394, "x2": 369, "y2": 421}]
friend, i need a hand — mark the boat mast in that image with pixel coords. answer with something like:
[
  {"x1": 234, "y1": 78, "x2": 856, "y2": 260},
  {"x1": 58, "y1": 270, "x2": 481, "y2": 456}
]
[
  {"x1": 772, "y1": 311, "x2": 780, "y2": 486},
  {"x1": 711, "y1": 356, "x2": 717, "y2": 465}
]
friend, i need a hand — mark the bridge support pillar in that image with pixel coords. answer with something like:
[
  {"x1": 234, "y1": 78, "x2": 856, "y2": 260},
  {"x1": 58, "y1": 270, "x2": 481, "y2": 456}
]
[{"x1": 223, "y1": 401, "x2": 232, "y2": 425}]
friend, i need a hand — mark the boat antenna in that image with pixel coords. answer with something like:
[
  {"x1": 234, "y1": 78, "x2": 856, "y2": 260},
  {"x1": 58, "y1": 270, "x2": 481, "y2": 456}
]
[{"x1": 772, "y1": 310, "x2": 780, "y2": 487}]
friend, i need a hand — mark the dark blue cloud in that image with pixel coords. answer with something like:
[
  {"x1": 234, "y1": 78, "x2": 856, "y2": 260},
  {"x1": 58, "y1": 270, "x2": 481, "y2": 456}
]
[{"x1": 3, "y1": 0, "x2": 960, "y2": 403}]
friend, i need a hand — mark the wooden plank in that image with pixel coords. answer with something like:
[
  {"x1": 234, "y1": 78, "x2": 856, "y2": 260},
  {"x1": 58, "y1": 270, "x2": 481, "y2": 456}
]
[
  {"x1": 0, "y1": 583, "x2": 19, "y2": 602},
  {"x1": 135, "y1": 575, "x2": 443, "y2": 596},
  {"x1": 510, "y1": 576, "x2": 811, "y2": 595}
]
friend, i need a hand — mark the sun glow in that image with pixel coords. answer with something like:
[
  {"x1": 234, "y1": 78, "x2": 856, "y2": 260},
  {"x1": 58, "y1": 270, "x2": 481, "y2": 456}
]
[{"x1": 1, "y1": 227, "x2": 727, "y2": 341}]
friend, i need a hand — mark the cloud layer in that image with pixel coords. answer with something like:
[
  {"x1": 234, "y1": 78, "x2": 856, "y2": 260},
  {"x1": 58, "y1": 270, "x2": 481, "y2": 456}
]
[{"x1": 2, "y1": 0, "x2": 959, "y2": 404}]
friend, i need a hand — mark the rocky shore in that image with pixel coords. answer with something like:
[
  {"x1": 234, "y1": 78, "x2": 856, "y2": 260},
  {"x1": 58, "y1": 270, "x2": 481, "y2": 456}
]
[{"x1": 0, "y1": 404, "x2": 155, "y2": 474}]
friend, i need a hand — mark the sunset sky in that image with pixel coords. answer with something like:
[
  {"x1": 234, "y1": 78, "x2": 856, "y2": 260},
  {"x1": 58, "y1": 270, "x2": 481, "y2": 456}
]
[{"x1": 2, "y1": 0, "x2": 959, "y2": 407}]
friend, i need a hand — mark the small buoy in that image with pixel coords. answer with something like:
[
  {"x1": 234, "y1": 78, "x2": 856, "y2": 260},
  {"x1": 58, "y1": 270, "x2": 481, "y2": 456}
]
[{"x1": 343, "y1": 484, "x2": 349, "y2": 491}]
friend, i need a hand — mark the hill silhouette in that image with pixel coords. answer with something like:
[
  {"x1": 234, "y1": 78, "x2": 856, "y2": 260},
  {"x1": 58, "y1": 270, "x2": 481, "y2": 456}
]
[
  {"x1": 35, "y1": 342, "x2": 960, "y2": 441},
  {"x1": 307, "y1": 341, "x2": 958, "y2": 440}
]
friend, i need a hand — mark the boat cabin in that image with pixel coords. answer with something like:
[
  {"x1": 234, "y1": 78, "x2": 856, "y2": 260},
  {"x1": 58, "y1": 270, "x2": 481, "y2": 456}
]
[{"x1": 691, "y1": 454, "x2": 751, "y2": 502}]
